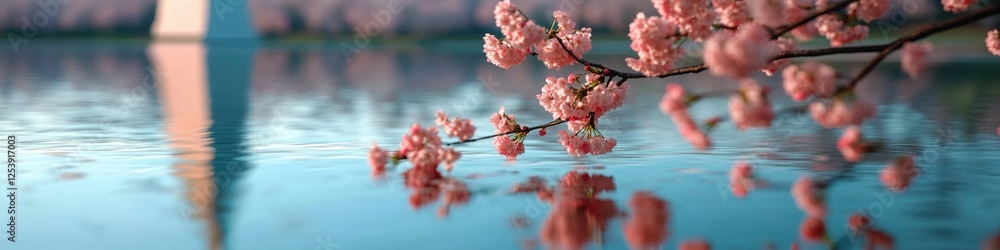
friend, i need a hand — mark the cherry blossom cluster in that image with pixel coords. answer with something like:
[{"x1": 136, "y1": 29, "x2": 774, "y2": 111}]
[
  {"x1": 809, "y1": 94, "x2": 876, "y2": 128},
  {"x1": 435, "y1": 110, "x2": 476, "y2": 141},
  {"x1": 659, "y1": 84, "x2": 713, "y2": 150},
  {"x1": 815, "y1": 14, "x2": 870, "y2": 47},
  {"x1": 703, "y1": 24, "x2": 779, "y2": 79},
  {"x1": 901, "y1": 42, "x2": 933, "y2": 80},
  {"x1": 625, "y1": 13, "x2": 685, "y2": 77},
  {"x1": 986, "y1": 29, "x2": 1000, "y2": 56},
  {"x1": 713, "y1": 0, "x2": 750, "y2": 28},
  {"x1": 484, "y1": 1, "x2": 592, "y2": 69},
  {"x1": 836, "y1": 125, "x2": 871, "y2": 162},
  {"x1": 879, "y1": 155, "x2": 919, "y2": 191},
  {"x1": 728, "y1": 161, "x2": 756, "y2": 198},
  {"x1": 652, "y1": 0, "x2": 715, "y2": 41},
  {"x1": 847, "y1": 213, "x2": 895, "y2": 249},
  {"x1": 490, "y1": 107, "x2": 527, "y2": 160},
  {"x1": 942, "y1": 0, "x2": 976, "y2": 13},
  {"x1": 781, "y1": 60, "x2": 837, "y2": 102},
  {"x1": 728, "y1": 80, "x2": 776, "y2": 130}
]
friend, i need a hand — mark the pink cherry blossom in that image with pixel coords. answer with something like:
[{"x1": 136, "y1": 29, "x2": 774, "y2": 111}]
[
  {"x1": 623, "y1": 191, "x2": 670, "y2": 249},
  {"x1": 653, "y1": 0, "x2": 715, "y2": 41},
  {"x1": 761, "y1": 38, "x2": 797, "y2": 76},
  {"x1": 492, "y1": 0, "x2": 546, "y2": 50},
  {"x1": 815, "y1": 14, "x2": 869, "y2": 47},
  {"x1": 848, "y1": 0, "x2": 890, "y2": 22},
  {"x1": 729, "y1": 161, "x2": 755, "y2": 198},
  {"x1": 703, "y1": 24, "x2": 779, "y2": 78},
  {"x1": 782, "y1": 61, "x2": 836, "y2": 101},
  {"x1": 678, "y1": 240, "x2": 712, "y2": 250},
  {"x1": 536, "y1": 11, "x2": 593, "y2": 69},
  {"x1": 626, "y1": 12, "x2": 685, "y2": 76},
  {"x1": 942, "y1": 0, "x2": 975, "y2": 12},
  {"x1": 483, "y1": 34, "x2": 528, "y2": 69},
  {"x1": 439, "y1": 147, "x2": 461, "y2": 171},
  {"x1": 537, "y1": 74, "x2": 629, "y2": 122},
  {"x1": 984, "y1": 231, "x2": 1000, "y2": 250},
  {"x1": 490, "y1": 107, "x2": 526, "y2": 160},
  {"x1": 785, "y1": 0, "x2": 818, "y2": 41},
  {"x1": 799, "y1": 216, "x2": 827, "y2": 242},
  {"x1": 398, "y1": 123, "x2": 443, "y2": 161},
  {"x1": 901, "y1": 41, "x2": 933, "y2": 80},
  {"x1": 368, "y1": 143, "x2": 388, "y2": 175},
  {"x1": 659, "y1": 83, "x2": 689, "y2": 114},
  {"x1": 729, "y1": 80, "x2": 775, "y2": 130},
  {"x1": 436, "y1": 178, "x2": 470, "y2": 217},
  {"x1": 809, "y1": 98, "x2": 877, "y2": 128},
  {"x1": 986, "y1": 29, "x2": 1000, "y2": 56},
  {"x1": 750, "y1": 0, "x2": 786, "y2": 27},
  {"x1": 557, "y1": 130, "x2": 618, "y2": 156},
  {"x1": 791, "y1": 177, "x2": 826, "y2": 217},
  {"x1": 670, "y1": 111, "x2": 713, "y2": 150},
  {"x1": 847, "y1": 213, "x2": 872, "y2": 233},
  {"x1": 836, "y1": 126, "x2": 866, "y2": 162},
  {"x1": 714, "y1": 0, "x2": 751, "y2": 28},
  {"x1": 435, "y1": 110, "x2": 476, "y2": 141},
  {"x1": 879, "y1": 156, "x2": 919, "y2": 191}
]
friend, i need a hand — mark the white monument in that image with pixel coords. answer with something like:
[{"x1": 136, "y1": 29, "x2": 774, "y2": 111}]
[{"x1": 151, "y1": 0, "x2": 258, "y2": 40}]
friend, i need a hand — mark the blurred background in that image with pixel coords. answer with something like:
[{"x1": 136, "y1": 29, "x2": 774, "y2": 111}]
[
  {"x1": 2, "y1": 1, "x2": 1000, "y2": 250},
  {"x1": 1, "y1": 0, "x2": 993, "y2": 38}
]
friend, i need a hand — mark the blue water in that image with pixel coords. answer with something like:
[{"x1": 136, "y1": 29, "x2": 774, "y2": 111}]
[{"x1": 1, "y1": 40, "x2": 1000, "y2": 250}]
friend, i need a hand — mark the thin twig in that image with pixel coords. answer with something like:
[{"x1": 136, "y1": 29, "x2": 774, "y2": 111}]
[
  {"x1": 846, "y1": 3, "x2": 1000, "y2": 88},
  {"x1": 445, "y1": 119, "x2": 566, "y2": 146}
]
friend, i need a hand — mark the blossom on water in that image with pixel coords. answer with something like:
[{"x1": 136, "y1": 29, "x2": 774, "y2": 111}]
[
  {"x1": 750, "y1": 0, "x2": 786, "y2": 27},
  {"x1": 541, "y1": 171, "x2": 619, "y2": 250},
  {"x1": 703, "y1": 24, "x2": 779, "y2": 79},
  {"x1": 439, "y1": 147, "x2": 461, "y2": 171},
  {"x1": 536, "y1": 11, "x2": 593, "y2": 69},
  {"x1": 436, "y1": 178, "x2": 470, "y2": 217},
  {"x1": 761, "y1": 38, "x2": 797, "y2": 76},
  {"x1": 714, "y1": 0, "x2": 751, "y2": 28},
  {"x1": 659, "y1": 83, "x2": 689, "y2": 115},
  {"x1": 435, "y1": 110, "x2": 476, "y2": 142},
  {"x1": 847, "y1": 213, "x2": 872, "y2": 233},
  {"x1": 368, "y1": 142, "x2": 389, "y2": 175},
  {"x1": 729, "y1": 80, "x2": 775, "y2": 130},
  {"x1": 988, "y1": 29, "x2": 1000, "y2": 56},
  {"x1": 809, "y1": 98, "x2": 877, "y2": 128},
  {"x1": 729, "y1": 161, "x2": 755, "y2": 198},
  {"x1": 901, "y1": 42, "x2": 933, "y2": 80},
  {"x1": 799, "y1": 216, "x2": 827, "y2": 242},
  {"x1": 490, "y1": 107, "x2": 526, "y2": 160},
  {"x1": 623, "y1": 191, "x2": 670, "y2": 249},
  {"x1": 678, "y1": 239, "x2": 712, "y2": 250},
  {"x1": 942, "y1": 0, "x2": 975, "y2": 12},
  {"x1": 984, "y1": 231, "x2": 1000, "y2": 250},
  {"x1": 483, "y1": 34, "x2": 528, "y2": 69},
  {"x1": 782, "y1": 61, "x2": 836, "y2": 101},
  {"x1": 670, "y1": 111, "x2": 713, "y2": 150},
  {"x1": 836, "y1": 126, "x2": 867, "y2": 162},
  {"x1": 846, "y1": 213, "x2": 895, "y2": 249},
  {"x1": 653, "y1": 0, "x2": 715, "y2": 41},
  {"x1": 879, "y1": 156, "x2": 919, "y2": 191},
  {"x1": 791, "y1": 177, "x2": 826, "y2": 217},
  {"x1": 815, "y1": 14, "x2": 869, "y2": 47},
  {"x1": 848, "y1": 0, "x2": 890, "y2": 22},
  {"x1": 626, "y1": 12, "x2": 685, "y2": 77}
]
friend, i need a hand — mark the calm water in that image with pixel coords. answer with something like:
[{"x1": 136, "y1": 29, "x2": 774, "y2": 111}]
[{"x1": 1, "y1": 40, "x2": 1000, "y2": 250}]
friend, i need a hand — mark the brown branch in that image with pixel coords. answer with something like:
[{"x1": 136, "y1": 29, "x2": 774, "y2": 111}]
[
  {"x1": 444, "y1": 119, "x2": 566, "y2": 146},
  {"x1": 771, "y1": 0, "x2": 859, "y2": 39},
  {"x1": 846, "y1": 3, "x2": 1000, "y2": 88}
]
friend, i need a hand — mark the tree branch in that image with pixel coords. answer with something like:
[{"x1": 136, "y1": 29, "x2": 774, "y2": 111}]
[
  {"x1": 445, "y1": 119, "x2": 566, "y2": 146},
  {"x1": 771, "y1": 0, "x2": 860, "y2": 39},
  {"x1": 846, "y1": 3, "x2": 1000, "y2": 88}
]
